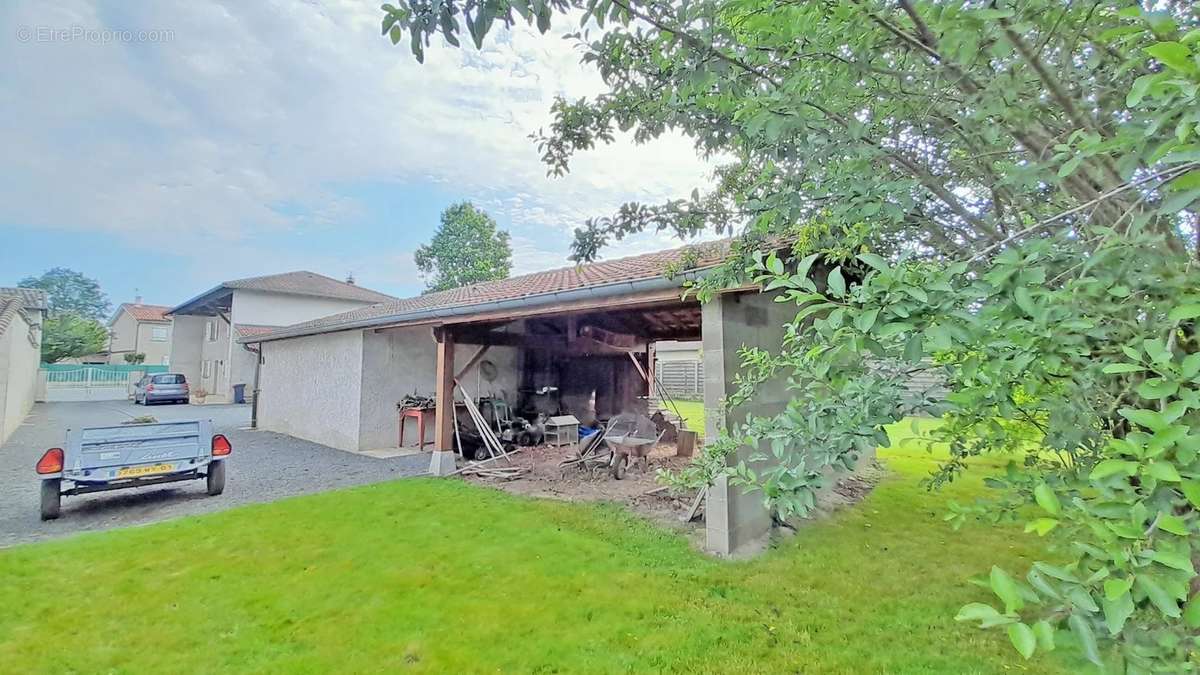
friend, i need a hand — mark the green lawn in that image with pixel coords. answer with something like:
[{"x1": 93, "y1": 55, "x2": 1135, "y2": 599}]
[
  {"x1": 669, "y1": 399, "x2": 705, "y2": 431},
  {"x1": 0, "y1": 420, "x2": 1085, "y2": 673}
]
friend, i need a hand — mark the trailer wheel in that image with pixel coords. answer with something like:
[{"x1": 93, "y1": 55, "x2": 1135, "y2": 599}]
[
  {"x1": 206, "y1": 460, "x2": 226, "y2": 496},
  {"x1": 40, "y1": 479, "x2": 61, "y2": 520}
]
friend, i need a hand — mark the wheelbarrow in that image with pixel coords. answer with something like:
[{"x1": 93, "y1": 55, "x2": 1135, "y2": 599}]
[{"x1": 603, "y1": 413, "x2": 665, "y2": 480}]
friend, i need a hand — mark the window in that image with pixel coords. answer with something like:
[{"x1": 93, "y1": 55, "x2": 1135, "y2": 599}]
[
  {"x1": 205, "y1": 320, "x2": 217, "y2": 342},
  {"x1": 201, "y1": 360, "x2": 212, "y2": 378},
  {"x1": 153, "y1": 374, "x2": 186, "y2": 385},
  {"x1": 151, "y1": 326, "x2": 168, "y2": 342}
]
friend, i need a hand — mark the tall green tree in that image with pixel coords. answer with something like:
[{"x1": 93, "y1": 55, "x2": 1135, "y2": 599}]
[
  {"x1": 415, "y1": 202, "x2": 512, "y2": 292},
  {"x1": 39, "y1": 315, "x2": 109, "y2": 364},
  {"x1": 383, "y1": 1, "x2": 1199, "y2": 669},
  {"x1": 19, "y1": 267, "x2": 110, "y2": 320},
  {"x1": 20, "y1": 268, "x2": 111, "y2": 362}
]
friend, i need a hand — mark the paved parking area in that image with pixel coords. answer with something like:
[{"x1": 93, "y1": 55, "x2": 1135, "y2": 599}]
[{"x1": 0, "y1": 401, "x2": 430, "y2": 547}]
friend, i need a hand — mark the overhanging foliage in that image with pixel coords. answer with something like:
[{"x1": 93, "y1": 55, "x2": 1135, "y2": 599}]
[{"x1": 381, "y1": 0, "x2": 1200, "y2": 668}]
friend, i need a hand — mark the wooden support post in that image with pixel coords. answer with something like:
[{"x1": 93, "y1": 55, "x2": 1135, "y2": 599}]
[
  {"x1": 628, "y1": 351, "x2": 648, "y2": 383},
  {"x1": 647, "y1": 343, "x2": 656, "y2": 398},
  {"x1": 435, "y1": 330, "x2": 456, "y2": 452}
]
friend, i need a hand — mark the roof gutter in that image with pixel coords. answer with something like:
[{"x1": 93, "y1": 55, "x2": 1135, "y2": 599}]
[{"x1": 239, "y1": 266, "x2": 717, "y2": 345}]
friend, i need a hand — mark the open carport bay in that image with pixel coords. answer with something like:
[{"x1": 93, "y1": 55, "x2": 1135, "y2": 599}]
[{"x1": 0, "y1": 401, "x2": 429, "y2": 547}]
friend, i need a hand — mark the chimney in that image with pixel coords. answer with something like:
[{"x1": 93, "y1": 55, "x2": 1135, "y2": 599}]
[
  {"x1": 346, "y1": 272, "x2": 356, "y2": 285},
  {"x1": 134, "y1": 294, "x2": 143, "y2": 305}
]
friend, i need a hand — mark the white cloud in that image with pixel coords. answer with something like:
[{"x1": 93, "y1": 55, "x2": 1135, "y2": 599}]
[{"x1": 0, "y1": 0, "x2": 715, "y2": 291}]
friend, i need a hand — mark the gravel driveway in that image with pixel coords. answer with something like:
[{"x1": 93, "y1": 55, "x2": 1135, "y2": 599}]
[{"x1": 0, "y1": 401, "x2": 431, "y2": 547}]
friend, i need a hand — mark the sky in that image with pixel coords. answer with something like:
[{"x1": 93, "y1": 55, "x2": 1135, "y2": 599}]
[{"x1": 0, "y1": 1, "x2": 715, "y2": 308}]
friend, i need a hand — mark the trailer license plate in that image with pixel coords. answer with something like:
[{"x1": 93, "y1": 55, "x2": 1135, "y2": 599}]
[{"x1": 117, "y1": 463, "x2": 174, "y2": 478}]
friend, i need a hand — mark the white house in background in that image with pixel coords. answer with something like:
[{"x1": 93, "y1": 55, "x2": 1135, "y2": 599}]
[
  {"x1": 0, "y1": 287, "x2": 48, "y2": 444},
  {"x1": 106, "y1": 300, "x2": 173, "y2": 365},
  {"x1": 166, "y1": 271, "x2": 395, "y2": 403},
  {"x1": 653, "y1": 340, "x2": 702, "y2": 398}
]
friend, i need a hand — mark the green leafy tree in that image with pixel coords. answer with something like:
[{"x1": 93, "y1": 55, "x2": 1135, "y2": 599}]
[
  {"x1": 19, "y1": 267, "x2": 110, "y2": 320},
  {"x1": 123, "y1": 352, "x2": 147, "y2": 365},
  {"x1": 414, "y1": 202, "x2": 513, "y2": 292},
  {"x1": 20, "y1": 268, "x2": 112, "y2": 363},
  {"x1": 40, "y1": 315, "x2": 108, "y2": 364},
  {"x1": 383, "y1": 1, "x2": 1200, "y2": 669}
]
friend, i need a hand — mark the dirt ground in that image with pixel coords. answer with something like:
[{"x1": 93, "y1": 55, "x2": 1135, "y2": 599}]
[
  {"x1": 462, "y1": 441, "x2": 702, "y2": 532},
  {"x1": 461, "y1": 440, "x2": 887, "y2": 541}
]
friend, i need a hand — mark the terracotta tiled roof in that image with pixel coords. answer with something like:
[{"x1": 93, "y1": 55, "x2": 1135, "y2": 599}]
[
  {"x1": 234, "y1": 323, "x2": 283, "y2": 338},
  {"x1": 0, "y1": 296, "x2": 20, "y2": 336},
  {"x1": 0, "y1": 287, "x2": 49, "y2": 311},
  {"x1": 119, "y1": 303, "x2": 172, "y2": 323},
  {"x1": 242, "y1": 241, "x2": 729, "y2": 343},
  {"x1": 0, "y1": 295, "x2": 39, "y2": 346}
]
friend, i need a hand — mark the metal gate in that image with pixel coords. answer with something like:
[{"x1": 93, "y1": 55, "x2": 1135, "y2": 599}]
[{"x1": 41, "y1": 366, "x2": 135, "y2": 401}]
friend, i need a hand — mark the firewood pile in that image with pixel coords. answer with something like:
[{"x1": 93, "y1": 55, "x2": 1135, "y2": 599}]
[{"x1": 397, "y1": 393, "x2": 435, "y2": 410}]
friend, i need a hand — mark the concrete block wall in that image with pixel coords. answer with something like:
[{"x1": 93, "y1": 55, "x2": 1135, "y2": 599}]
[{"x1": 702, "y1": 290, "x2": 797, "y2": 556}]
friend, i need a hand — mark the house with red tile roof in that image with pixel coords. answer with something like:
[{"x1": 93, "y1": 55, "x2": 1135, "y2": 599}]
[{"x1": 106, "y1": 299, "x2": 174, "y2": 365}]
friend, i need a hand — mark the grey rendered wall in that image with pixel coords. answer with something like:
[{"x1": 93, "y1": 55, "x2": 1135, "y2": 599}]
[
  {"x1": 357, "y1": 328, "x2": 522, "y2": 451},
  {"x1": 228, "y1": 338, "x2": 259, "y2": 398},
  {"x1": 106, "y1": 311, "x2": 138, "y2": 363},
  {"x1": 169, "y1": 315, "x2": 206, "y2": 387},
  {"x1": 0, "y1": 312, "x2": 40, "y2": 445},
  {"x1": 230, "y1": 289, "x2": 379, "y2": 328},
  {"x1": 259, "y1": 330, "x2": 364, "y2": 452},
  {"x1": 358, "y1": 327, "x2": 437, "y2": 451},
  {"x1": 199, "y1": 316, "x2": 233, "y2": 400},
  {"x1": 703, "y1": 290, "x2": 796, "y2": 556},
  {"x1": 136, "y1": 321, "x2": 173, "y2": 366},
  {"x1": 457, "y1": 344, "x2": 521, "y2": 406}
]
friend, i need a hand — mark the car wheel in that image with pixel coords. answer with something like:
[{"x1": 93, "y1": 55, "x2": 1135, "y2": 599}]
[
  {"x1": 40, "y1": 479, "x2": 61, "y2": 520},
  {"x1": 206, "y1": 460, "x2": 226, "y2": 496}
]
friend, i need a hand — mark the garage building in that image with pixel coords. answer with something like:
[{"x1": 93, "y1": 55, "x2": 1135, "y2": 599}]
[{"x1": 242, "y1": 243, "x2": 799, "y2": 555}]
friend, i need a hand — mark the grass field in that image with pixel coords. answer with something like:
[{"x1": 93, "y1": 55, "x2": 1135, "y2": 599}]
[
  {"x1": 669, "y1": 399, "x2": 705, "y2": 431},
  {"x1": 0, "y1": 420, "x2": 1086, "y2": 673}
]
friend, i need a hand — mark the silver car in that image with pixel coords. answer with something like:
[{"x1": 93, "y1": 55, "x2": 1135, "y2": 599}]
[{"x1": 134, "y1": 373, "x2": 190, "y2": 405}]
